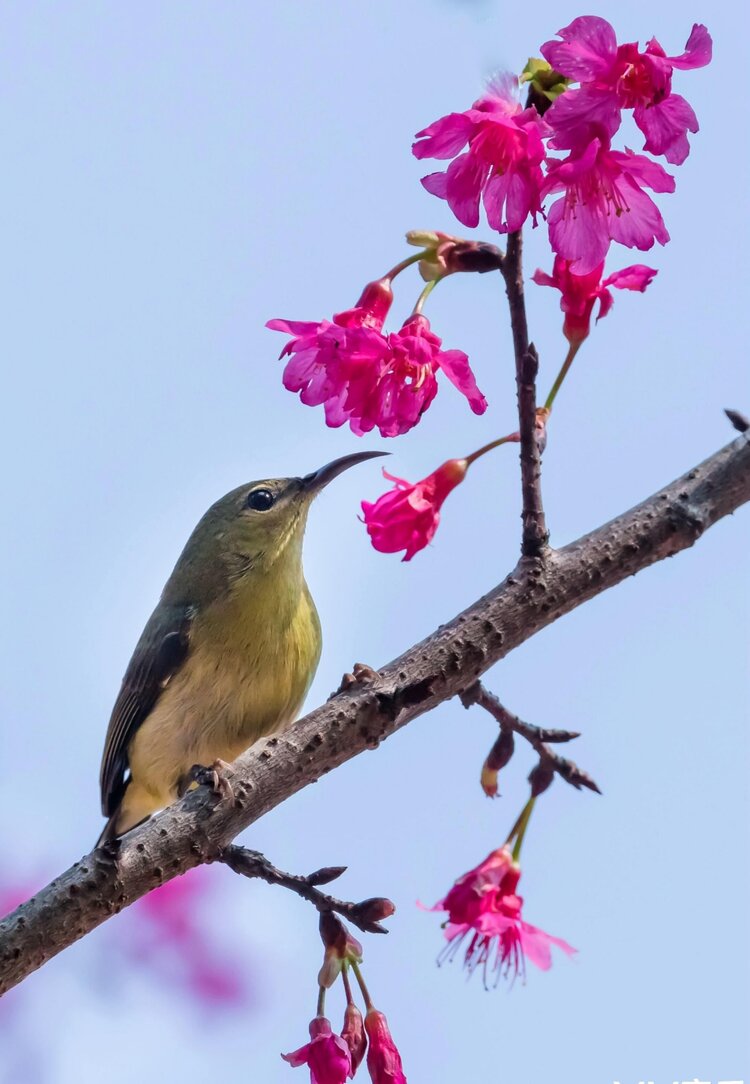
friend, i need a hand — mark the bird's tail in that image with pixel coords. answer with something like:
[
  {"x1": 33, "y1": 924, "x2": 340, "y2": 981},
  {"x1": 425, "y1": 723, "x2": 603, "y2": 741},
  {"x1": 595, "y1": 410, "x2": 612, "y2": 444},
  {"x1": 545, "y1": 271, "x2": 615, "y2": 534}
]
[{"x1": 94, "y1": 782, "x2": 151, "y2": 849}]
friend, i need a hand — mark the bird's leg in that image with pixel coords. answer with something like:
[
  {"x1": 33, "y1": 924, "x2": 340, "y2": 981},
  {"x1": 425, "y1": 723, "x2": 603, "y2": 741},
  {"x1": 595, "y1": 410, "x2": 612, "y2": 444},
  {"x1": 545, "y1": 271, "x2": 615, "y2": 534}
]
[
  {"x1": 331, "y1": 662, "x2": 379, "y2": 697},
  {"x1": 178, "y1": 759, "x2": 235, "y2": 802}
]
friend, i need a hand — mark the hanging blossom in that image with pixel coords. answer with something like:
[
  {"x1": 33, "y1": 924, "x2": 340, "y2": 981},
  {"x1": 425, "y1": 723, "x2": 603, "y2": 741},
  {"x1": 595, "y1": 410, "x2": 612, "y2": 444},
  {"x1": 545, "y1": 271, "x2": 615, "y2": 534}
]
[
  {"x1": 424, "y1": 845, "x2": 576, "y2": 986},
  {"x1": 532, "y1": 255, "x2": 657, "y2": 344},
  {"x1": 362, "y1": 459, "x2": 469, "y2": 561},
  {"x1": 541, "y1": 17, "x2": 712, "y2": 165},
  {"x1": 412, "y1": 74, "x2": 549, "y2": 233},
  {"x1": 282, "y1": 1016, "x2": 352, "y2": 1084},
  {"x1": 541, "y1": 138, "x2": 674, "y2": 274},
  {"x1": 365, "y1": 1010, "x2": 408, "y2": 1084},
  {"x1": 268, "y1": 287, "x2": 486, "y2": 438}
]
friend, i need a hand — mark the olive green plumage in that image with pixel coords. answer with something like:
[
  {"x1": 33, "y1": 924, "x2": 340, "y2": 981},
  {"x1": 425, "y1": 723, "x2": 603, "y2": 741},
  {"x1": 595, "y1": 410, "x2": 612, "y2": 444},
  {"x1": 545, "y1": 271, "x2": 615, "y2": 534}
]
[{"x1": 97, "y1": 451, "x2": 383, "y2": 844}]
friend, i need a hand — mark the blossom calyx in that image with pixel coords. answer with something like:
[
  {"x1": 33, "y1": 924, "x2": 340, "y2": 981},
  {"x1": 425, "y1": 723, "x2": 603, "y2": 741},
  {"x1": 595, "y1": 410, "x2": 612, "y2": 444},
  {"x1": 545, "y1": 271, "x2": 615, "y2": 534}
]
[
  {"x1": 318, "y1": 912, "x2": 363, "y2": 988},
  {"x1": 406, "y1": 229, "x2": 503, "y2": 279}
]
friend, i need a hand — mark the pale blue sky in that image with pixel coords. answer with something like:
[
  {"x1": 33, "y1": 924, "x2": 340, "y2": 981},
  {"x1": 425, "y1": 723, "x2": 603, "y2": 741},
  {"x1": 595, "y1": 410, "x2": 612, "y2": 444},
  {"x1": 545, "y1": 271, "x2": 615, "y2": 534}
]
[{"x1": 1, "y1": 2, "x2": 748, "y2": 1082}]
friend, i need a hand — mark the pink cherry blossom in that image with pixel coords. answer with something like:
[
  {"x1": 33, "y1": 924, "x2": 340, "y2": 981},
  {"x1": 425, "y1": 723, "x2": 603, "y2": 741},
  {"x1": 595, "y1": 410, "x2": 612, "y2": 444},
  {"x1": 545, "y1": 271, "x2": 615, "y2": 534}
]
[
  {"x1": 413, "y1": 74, "x2": 549, "y2": 233},
  {"x1": 542, "y1": 17, "x2": 712, "y2": 164},
  {"x1": 266, "y1": 278, "x2": 394, "y2": 432},
  {"x1": 361, "y1": 459, "x2": 468, "y2": 561},
  {"x1": 341, "y1": 1004, "x2": 367, "y2": 1076},
  {"x1": 268, "y1": 307, "x2": 486, "y2": 438},
  {"x1": 532, "y1": 255, "x2": 656, "y2": 344},
  {"x1": 365, "y1": 1010, "x2": 407, "y2": 1084},
  {"x1": 425, "y1": 845, "x2": 576, "y2": 986},
  {"x1": 541, "y1": 138, "x2": 674, "y2": 274},
  {"x1": 282, "y1": 1016, "x2": 352, "y2": 1084}
]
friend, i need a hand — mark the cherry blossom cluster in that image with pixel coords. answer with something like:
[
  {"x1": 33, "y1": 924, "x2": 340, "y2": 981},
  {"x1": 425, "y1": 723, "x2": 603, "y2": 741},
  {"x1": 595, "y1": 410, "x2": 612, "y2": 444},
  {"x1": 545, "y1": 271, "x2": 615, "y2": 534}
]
[
  {"x1": 283, "y1": 912, "x2": 406, "y2": 1084},
  {"x1": 267, "y1": 16, "x2": 710, "y2": 564}
]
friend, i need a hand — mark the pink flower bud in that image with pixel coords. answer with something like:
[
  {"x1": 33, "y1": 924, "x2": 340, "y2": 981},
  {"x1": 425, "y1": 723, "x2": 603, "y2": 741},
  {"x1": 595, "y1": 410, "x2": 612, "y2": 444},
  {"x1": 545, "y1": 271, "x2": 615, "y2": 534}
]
[
  {"x1": 533, "y1": 256, "x2": 656, "y2": 344},
  {"x1": 365, "y1": 1009, "x2": 407, "y2": 1084},
  {"x1": 361, "y1": 459, "x2": 468, "y2": 562},
  {"x1": 341, "y1": 1003, "x2": 367, "y2": 1075}
]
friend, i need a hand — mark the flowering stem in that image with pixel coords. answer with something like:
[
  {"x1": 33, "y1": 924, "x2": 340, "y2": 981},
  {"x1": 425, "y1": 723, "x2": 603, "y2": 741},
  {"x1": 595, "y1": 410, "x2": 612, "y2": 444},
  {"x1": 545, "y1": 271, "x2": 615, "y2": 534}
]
[
  {"x1": 465, "y1": 433, "x2": 519, "y2": 466},
  {"x1": 350, "y1": 960, "x2": 374, "y2": 1012},
  {"x1": 507, "y1": 797, "x2": 536, "y2": 862},
  {"x1": 386, "y1": 251, "x2": 425, "y2": 280},
  {"x1": 341, "y1": 963, "x2": 355, "y2": 1007},
  {"x1": 543, "y1": 342, "x2": 581, "y2": 413},
  {"x1": 317, "y1": 984, "x2": 326, "y2": 1017},
  {"x1": 501, "y1": 230, "x2": 548, "y2": 557},
  {"x1": 411, "y1": 276, "x2": 443, "y2": 316}
]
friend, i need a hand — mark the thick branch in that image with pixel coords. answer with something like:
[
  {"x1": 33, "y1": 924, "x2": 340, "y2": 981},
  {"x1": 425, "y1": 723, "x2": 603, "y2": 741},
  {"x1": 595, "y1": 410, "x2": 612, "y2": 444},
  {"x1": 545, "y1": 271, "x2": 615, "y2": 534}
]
[
  {"x1": 1, "y1": 434, "x2": 748, "y2": 995},
  {"x1": 502, "y1": 231, "x2": 547, "y2": 556}
]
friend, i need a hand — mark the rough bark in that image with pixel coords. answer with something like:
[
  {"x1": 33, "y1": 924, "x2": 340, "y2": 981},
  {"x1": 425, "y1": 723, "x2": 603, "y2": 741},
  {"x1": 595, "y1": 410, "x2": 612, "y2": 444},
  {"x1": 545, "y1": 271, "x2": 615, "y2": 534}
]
[{"x1": 1, "y1": 432, "x2": 748, "y2": 996}]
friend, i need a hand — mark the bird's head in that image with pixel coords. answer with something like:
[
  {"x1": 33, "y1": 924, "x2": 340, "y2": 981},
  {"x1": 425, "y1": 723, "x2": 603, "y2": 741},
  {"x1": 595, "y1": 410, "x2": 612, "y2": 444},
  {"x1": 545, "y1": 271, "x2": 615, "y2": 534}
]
[{"x1": 165, "y1": 451, "x2": 387, "y2": 600}]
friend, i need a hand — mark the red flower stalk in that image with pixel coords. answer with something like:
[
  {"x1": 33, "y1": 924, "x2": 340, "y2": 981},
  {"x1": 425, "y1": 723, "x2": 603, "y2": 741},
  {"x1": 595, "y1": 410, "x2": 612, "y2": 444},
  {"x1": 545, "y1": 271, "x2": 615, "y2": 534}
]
[
  {"x1": 425, "y1": 845, "x2": 576, "y2": 987},
  {"x1": 365, "y1": 1009, "x2": 407, "y2": 1084},
  {"x1": 282, "y1": 1016, "x2": 352, "y2": 1084}
]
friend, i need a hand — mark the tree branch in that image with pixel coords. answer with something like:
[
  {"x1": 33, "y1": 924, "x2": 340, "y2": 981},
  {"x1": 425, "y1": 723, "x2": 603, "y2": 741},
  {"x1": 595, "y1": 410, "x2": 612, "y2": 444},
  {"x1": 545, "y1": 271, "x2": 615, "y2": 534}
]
[
  {"x1": 1, "y1": 433, "x2": 748, "y2": 995},
  {"x1": 502, "y1": 231, "x2": 548, "y2": 557},
  {"x1": 219, "y1": 846, "x2": 393, "y2": 935}
]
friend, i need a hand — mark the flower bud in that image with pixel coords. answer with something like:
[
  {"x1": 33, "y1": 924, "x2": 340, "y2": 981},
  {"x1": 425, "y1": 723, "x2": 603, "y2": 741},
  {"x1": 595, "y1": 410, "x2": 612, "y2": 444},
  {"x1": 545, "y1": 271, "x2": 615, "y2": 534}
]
[
  {"x1": 365, "y1": 1009, "x2": 407, "y2": 1084},
  {"x1": 341, "y1": 1003, "x2": 367, "y2": 1075},
  {"x1": 528, "y1": 760, "x2": 555, "y2": 797},
  {"x1": 318, "y1": 912, "x2": 364, "y2": 988}
]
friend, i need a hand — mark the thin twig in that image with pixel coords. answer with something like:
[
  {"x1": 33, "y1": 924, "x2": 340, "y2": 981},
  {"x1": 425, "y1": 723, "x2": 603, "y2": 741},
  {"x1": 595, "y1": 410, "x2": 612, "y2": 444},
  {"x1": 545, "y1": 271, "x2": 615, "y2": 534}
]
[
  {"x1": 220, "y1": 845, "x2": 391, "y2": 935},
  {"x1": 502, "y1": 231, "x2": 548, "y2": 557},
  {"x1": 462, "y1": 682, "x2": 601, "y2": 794}
]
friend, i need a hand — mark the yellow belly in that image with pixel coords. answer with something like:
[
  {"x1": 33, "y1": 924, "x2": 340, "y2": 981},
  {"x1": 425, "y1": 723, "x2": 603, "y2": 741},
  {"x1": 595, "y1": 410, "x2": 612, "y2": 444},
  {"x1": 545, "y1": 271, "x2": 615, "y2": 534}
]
[{"x1": 126, "y1": 583, "x2": 321, "y2": 813}]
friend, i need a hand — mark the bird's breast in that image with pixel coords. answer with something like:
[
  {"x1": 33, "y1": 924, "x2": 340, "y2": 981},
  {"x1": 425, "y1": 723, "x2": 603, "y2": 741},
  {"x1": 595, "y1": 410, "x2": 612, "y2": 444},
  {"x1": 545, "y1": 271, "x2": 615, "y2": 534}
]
[{"x1": 128, "y1": 580, "x2": 322, "y2": 799}]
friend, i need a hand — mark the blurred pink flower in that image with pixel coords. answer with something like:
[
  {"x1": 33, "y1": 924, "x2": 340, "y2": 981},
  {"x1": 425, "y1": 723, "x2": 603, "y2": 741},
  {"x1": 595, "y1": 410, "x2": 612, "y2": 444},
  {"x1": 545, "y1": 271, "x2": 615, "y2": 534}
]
[
  {"x1": 282, "y1": 1016, "x2": 352, "y2": 1084},
  {"x1": 425, "y1": 845, "x2": 576, "y2": 985},
  {"x1": 413, "y1": 73, "x2": 548, "y2": 232},
  {"x1": 542, "y1": 17, "x2": 712, "y2": 164},
  {"x1": 541, "y1": 138, "x2": 674, "y2": 274},
  {"x1": 128, "y1": 868, "x2": 249, "y2": 1009},
  {"x1": 365, "y1": 1009, "x2": 407, "y2": 1084},
  {"x1": 361, "y1": 459, "x2": 468, "y2": 561},
  {"x1": 532, "y1": 255, "x2": 657, "y2": 344}
]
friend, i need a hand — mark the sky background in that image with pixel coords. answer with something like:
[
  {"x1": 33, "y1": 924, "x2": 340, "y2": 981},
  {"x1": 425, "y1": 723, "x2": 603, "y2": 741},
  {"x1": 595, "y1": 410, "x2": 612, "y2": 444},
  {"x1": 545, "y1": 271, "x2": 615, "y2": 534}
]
[{"x1": 0, "y1": 1, "x2": 748, "y2": 1082}]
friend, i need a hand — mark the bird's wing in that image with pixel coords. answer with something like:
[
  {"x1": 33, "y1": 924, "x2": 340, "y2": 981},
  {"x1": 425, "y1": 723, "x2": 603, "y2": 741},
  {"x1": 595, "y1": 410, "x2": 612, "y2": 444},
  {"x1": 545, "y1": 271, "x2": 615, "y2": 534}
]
[{"x1": 99, "y1": 603, "x2": 196, "y2": 817}]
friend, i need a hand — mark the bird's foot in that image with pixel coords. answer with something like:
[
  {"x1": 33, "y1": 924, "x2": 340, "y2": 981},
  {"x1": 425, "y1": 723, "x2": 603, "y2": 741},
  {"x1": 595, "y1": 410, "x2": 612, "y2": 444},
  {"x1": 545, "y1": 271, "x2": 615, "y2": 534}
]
[
  {"x1": 331, "y1": 662, "x2": 379, "y2": 698},
  {"x1": 179, "y1": 759, "x2": 235, "y2": 802}
]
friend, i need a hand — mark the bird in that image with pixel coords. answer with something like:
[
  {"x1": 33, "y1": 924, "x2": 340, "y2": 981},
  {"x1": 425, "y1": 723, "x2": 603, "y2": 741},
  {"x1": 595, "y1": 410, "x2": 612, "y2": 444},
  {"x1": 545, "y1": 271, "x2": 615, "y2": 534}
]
[{"x1": 97, "y1": 450, "x2": 384, "y2": 846}]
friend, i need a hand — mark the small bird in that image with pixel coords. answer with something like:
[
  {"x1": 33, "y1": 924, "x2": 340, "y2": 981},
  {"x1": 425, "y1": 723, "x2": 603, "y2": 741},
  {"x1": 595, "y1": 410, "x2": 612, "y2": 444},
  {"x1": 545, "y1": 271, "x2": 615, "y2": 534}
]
[{"x1": 97, "y1": 451, "x2": 383, "y2": 845}]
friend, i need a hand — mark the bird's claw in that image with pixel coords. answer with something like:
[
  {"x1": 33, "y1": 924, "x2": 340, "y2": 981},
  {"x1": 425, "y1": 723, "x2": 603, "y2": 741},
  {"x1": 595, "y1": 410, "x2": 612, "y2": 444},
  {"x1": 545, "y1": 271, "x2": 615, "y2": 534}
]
[
  {"x1": 332, "y1": 662, "x2": 379, "y2": 697},
  {"x1": 180, "y1": 759, "x2": 235, "y2": 802}
]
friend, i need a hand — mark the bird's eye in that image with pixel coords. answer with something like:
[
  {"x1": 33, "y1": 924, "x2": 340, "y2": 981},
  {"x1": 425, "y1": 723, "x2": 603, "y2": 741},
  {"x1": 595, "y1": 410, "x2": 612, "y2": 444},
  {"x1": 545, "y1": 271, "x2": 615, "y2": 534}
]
[{"x1": 246, "y1": 488, "x2": 275, "y2": 512}]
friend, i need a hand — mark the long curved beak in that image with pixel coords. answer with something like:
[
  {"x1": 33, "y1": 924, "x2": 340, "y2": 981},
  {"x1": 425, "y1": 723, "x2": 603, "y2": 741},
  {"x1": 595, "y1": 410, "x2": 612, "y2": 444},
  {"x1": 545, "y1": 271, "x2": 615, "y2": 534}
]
[{"x1": 302, "y1": 450, "x2": 389, "y2": 495}]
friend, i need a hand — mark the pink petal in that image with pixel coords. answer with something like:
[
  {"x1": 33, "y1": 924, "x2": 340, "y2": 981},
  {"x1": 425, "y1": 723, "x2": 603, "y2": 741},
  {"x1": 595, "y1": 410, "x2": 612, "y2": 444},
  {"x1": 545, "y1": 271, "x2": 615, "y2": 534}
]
[
  {"x1": 266, "y1": 318, "x2": 328, "y2": 337},
  {"x1": 634, "y1": 95, "x2": 698, "y2": 165},
  {"x1": 443, "y1": 151, "x2": 487, "y2": 228},
  {"x1": 546, "y1": 86, "x2": 621, "y2": 149},
  {"x1": 602, "y1": 265, "x2": 658, "y2": 292},
  {"x1": 547, "y1": 197, "x2": 611, "y2": 275},
  {"x1": 541, "y1": 16, "x2": 618, "y2": 82},
  {"x1": 519, "y1": 921, "x2": 577, "y2": 971},
  {"x1": 608, "y1": 175, "x2": 670, "y2": 252},
  {"x1": 420, "y1": 170, "x2": 448, "y2": 199},
  {"x1": 412, "y1": 111, "x2": 475, "y2": 159},
  {"x1": 437, "y1": 349, "x2": 487, "y2": 414},
  {"x1": 610, "y1": 148, "x2": 676, "y2": 193},
  {"x1": 531, "y1": 268, "x2": 556, "y2": 288},
  {"x1": 667, "y1": 23, "x2": 713, "y2": 69}
]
